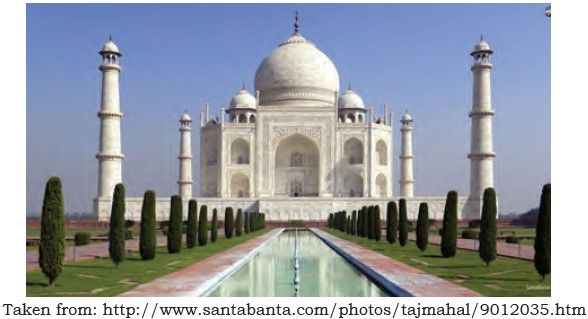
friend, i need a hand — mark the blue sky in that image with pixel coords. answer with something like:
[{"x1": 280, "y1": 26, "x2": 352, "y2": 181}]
[{"x1": 26, "y1": 3, "x2": 550, "y2": 215}]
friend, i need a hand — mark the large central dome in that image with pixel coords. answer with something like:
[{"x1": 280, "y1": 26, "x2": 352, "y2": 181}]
[{"x1": 254, "y1": 30, "x2": 340, "y2": 106}]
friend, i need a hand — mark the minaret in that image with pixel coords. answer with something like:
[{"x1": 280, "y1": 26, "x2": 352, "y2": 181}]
[
  {"x1": 466, "y1": 36, "x2": 496, "y2": 219},
  {"x1": 399, "y1": 111, "x2": 414, "y2": 198},
  {"x1": 96, "y1": 37, "x2": 124, "y2": 198},
  {"x1": 178, "y1": 112, "x2": 193, "y2": 199}
]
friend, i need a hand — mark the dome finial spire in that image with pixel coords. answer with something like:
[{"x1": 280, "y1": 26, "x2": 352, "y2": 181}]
[
  {"x1": 109, "y1": 34, "x2": 112, "y2": 41},
  {"x1": 294, "y1": 10, "x2": 300, "y2": 34},
  {"x1": 242, "y1": 82, "x2": 246, "y2": 90},
  {"x1": 347, "y1": 82, "x2": 351, "y2": 91},
  {"x1": 480, "y1": 34, "x2": 483, "y2": 42}
]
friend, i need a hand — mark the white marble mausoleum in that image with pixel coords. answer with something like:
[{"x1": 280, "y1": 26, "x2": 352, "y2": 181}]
[{"x1": 94, "y1": 16, "x2": 496, "y2": 222}]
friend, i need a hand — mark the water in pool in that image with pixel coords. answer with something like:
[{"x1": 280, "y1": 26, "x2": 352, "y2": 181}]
[{"x1": 206, "y1": 230, "x2": 388, "y2": 296}]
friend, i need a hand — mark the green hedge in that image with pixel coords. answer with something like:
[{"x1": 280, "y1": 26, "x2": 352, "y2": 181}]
[{"x1": 74, "y1": 232, "x2": 91, "y2": 246}]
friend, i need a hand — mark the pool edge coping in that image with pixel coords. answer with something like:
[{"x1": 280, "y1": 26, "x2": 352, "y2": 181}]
[{"x1": 310, "y1": 228, "x2": 414, "y2": 297}]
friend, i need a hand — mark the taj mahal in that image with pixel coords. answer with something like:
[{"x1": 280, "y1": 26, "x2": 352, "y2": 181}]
[{"x1": 94, "y1": 15, "x2": 496, "y2": 222}]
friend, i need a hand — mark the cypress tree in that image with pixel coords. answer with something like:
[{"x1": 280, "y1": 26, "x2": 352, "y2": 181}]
[
  {"x1": 186, "y1": 199, "x2": 198, "y2": 249},
  {"x1": 361, "y1": 206, "x2": 368, "y2": 237},
  {"x1": 416, "y1": 202, "x2": 429, "y2": 252},
  {"x1": 479, "y1": 188, "x2": 497, "y2": 266},
  {"x1": 534, "y1": 183, "x2": 551, "y2": 280},
  {"x1": 328, "y1": 213, "x2": 333, "y2": 228},
  {"x1": 244, "y1": 212, "x2": 250, "y2": 233},
  {"x1": 211, "y1": 208, "x2": 218, "y2": 242},
  {"x1": 167, "y1": 195, "x2": 183, "y2": 253},
  {"x1": 367, "y1": 206, "x2": 374, "y2": 239},
  {"x1": 441, "y1": 190, "x2": 458, "y2": 258},
  {"x1": 388, "y1": 202, "x2": 398, "y2": 244},
  {"x1": 109, "y1": 183, "x2": 126, "y2": 266},
  {"x1": 342, "y1": 211, "x2": 348, "y2": 232},
  {"x1": 224, "y1": 207, "x2": 234, "y2": 239},
  {"x1": 235, "y1": 208, "x2": 243, "y2": 236},
  {"x1": 197, "y1": 205, "x2": 208, "y2": 246},
  {"x1": 399, "y1": 199, "x2": 408, "y2": 247},
  {"x1": 374, "y1": 205, "x2": 381, "y2": 241},
  {"x1": 39, "y1": 176, "x2": 65, "y2": 286},
  {"x1": 351, "y1": 210, "x2": 357, "y2": 235},
  {"x1": 139, "y1": 190, "x2": 157, "y2": 260},
  {"x1": 347, "y1": 216, "x2": 351, "y2": 234}
]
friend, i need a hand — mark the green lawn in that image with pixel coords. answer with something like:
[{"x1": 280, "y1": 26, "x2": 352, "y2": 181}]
[
  {"x1": 27, "y1": 229, "x2": 268, "y2": 297},
  {"x1": 324, "y1": 228, "x2": 550, "y2": 297}
]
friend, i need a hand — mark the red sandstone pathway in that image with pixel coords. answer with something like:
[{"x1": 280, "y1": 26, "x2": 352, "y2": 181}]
[
  {"x1": 121, "y1": 229, "x2": 282, "y2": 297},
  {"x1": 313, "y1": 229, "x2": 482, "y2": 297},
  {"x1": 26, "y1": 236, "x2": 167, "y2": 271},
  {"x1": 407, "y1": 233, "x2": 533, "y2": 260}
]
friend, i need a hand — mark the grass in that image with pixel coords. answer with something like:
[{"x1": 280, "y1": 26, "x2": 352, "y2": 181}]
[
  {"x1": 324, "y1": 228, "x2": 550, "y2": 297},
  {"x1": 26, "y1": 229, "x2": 268, "y2": 297}
]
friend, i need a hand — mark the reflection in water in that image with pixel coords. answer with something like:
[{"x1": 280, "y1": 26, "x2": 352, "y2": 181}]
[{"x1": 206, "y1": 231, "x2": 388, "y2": 297}]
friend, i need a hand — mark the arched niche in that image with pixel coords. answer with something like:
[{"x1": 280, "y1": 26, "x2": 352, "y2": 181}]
[
  {"x1": 376, "y1": 174, "x2": 387, "y2": 197},
  {"x1": 230, "y1": 138, "x2": 250, "y2": 164},
  {"x1": 230, "y1": 173, "x2": 249, "y2": 198},
  {"x1": 376, "y1": 140, "x2": 387, "y2": 165},
  {"x1": 344, "y1": 138, "x2": 363, "y2": 165},
  {"x1": 344, "y1": 173, "x2": 363, "y2": 197},
  {"x1": 274, "y1": 134, "x2": 319, "y2": 197}
]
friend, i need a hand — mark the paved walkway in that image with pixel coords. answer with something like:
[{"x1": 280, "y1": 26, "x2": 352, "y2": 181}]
[
  {"x1": 313, "y1": 229, "x2": 481, "y2": 297},
  {"x1": 121, "y1": 229, "x2": 282, "y2": 297},
  {"x1": 26, "y1": 236, "x2": 167, "y2": 271},
  {"x1": 407, "y1": 233, "x2": 533, "y2": 260}
]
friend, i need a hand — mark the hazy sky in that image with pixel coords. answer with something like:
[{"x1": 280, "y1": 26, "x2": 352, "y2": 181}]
[{"x1": 26, "y1": 3, "x2": 550, "y2": 215}]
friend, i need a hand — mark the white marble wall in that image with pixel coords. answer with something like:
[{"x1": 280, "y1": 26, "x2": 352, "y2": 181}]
[{"x1": 95, "y1": 196, "x2": 466, "y2": 222}]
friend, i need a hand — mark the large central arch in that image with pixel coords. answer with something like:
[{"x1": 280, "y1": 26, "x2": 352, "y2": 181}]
[{"x1": 274, "y1": 134, "x2": 320, "y2": 196}]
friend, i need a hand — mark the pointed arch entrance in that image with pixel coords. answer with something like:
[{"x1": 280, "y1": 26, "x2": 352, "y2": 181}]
[{"x1": 274, "y1": 134, "x2": 320, "y2": 196}]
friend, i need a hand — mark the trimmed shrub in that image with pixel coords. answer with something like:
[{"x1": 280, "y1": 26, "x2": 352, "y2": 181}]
[
  {"x1": 140, "y1": 190, "x2": 156, "y2": 260},
  {"x1": 534, "y1": 183, "x2": 551, "y2": 280},
  {"x1": 351, "y1": 210, "x2": 357, "y2": 235},
  {"x1": 198, "y1": 205, "x2": 208, "y2": 246},
  {"x1": 399, "y1": 199, "x2": 408, "y2": 247},
  {"x1": 211, "y1": 208, "x2": 218, "y2": 242},
  {"x1": 468, "y1": 219, "x2": 482, "y2": 228},
  {"x1": 39, "y1": 177, "x2": 65, "y2": 285},
  {"x1": 125, "y1": 229, "x2": 133, "y2": 240},
  {"x1": 374, "y1": 205, "x2": 381, "y2": 241},
  {"x1": 186, "y1": 199, "x2": 198, "y2": 248},
  {"x1": 461, "y1": 229, "x2": 479, "y2": 239},
  {"x1": 244, "y1": 212, "x2": 250, "y2": 233},
  {"x1": 235, "y1": 209, "x2": 243, "y2": 237},
  {"x1": 224, "y1": 207, "x2": 234, "y2": 239},
  {"x1": 125, "y1": 220, "x2": 135, "y2": 229},
  {"x1": 39, "y1": 176, "x2": 65, "y2": 286},
  {"x1": 441, "y1": 190, "x2": 458, "y2": 258},
  {"x1": 416, "y1": 202, "x2": 429, "y2": 252},
  {"x1": 387, "y1": 201, "x2": 398, "y2": 244},
  {"x1": 479, "y1": 187, "x2": 497, "y2": 266},
  {"x1": 74, "y1": 232, "x2": 90, "y2": 246},
  {"x1": 109, "y1": 183, "x2": 126, "y2": 267},
  {"x1": 367, "y1": 206, "x2": 374, "y2": 239},
  {"x1": 167, "y1": 195, "x2": 183, "y2": 253},
  {"x1": 361, "y1": 206, "x2": 368, "y2": 238},
  {"x1": 506, "y1": 236, "x2": 519, "y2": 244}
]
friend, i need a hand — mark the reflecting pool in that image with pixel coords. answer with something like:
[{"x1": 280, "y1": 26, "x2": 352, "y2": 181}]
[{"x1": 206, "y1": 230, "x2": 388, "y2": 297}]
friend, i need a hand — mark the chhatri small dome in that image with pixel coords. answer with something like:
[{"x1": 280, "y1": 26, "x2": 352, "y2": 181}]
[
  {"x1": 472, "y1": 36, "x2": 492, "y2": 53},
  {"x1": 100, "y1": 37, "x2": 120, "y2": 54},
  {"x1": 338, "y1": 86, "x2": 365, "y2": 109},
  {"x1": 180, "y1": 112, "x2": 191, "y2": 122},
  {"x1": 401, "y1": 111, "x2": 413, "y2": 123},
  {"x1": 229, "y1": 86, "x2": 257, "y2": 109},
  {"x1": 254, "y1": 13, "x2": 340, "y2": 106}
]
